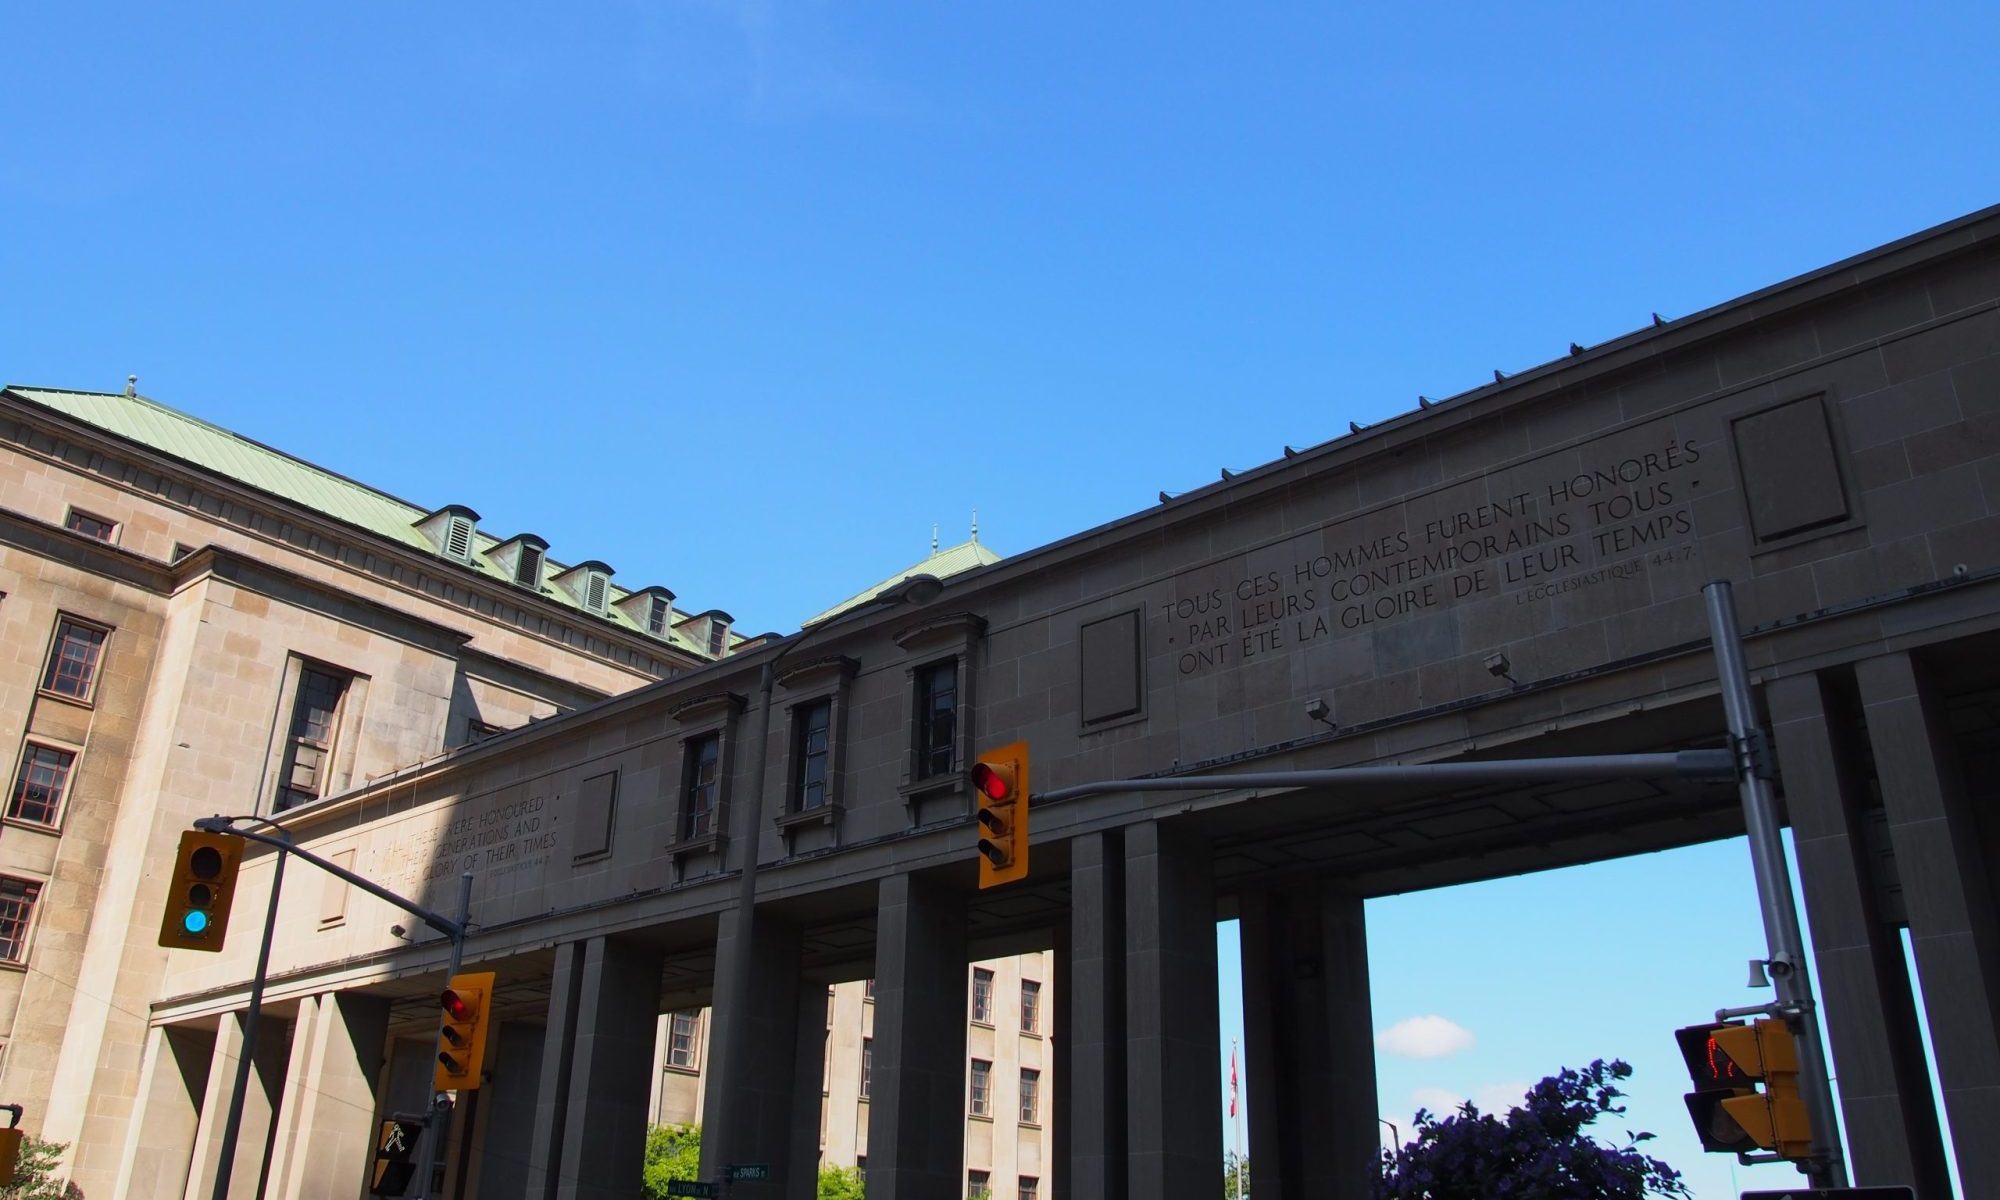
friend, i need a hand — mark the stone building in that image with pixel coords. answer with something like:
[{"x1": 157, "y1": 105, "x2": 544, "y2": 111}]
[
  {"x1": 11, "y1": 199, "x2": 2000, "y2": 1200},
  {"x1": 0, "y1": 381, "x2": 737, "y2": 1194}
]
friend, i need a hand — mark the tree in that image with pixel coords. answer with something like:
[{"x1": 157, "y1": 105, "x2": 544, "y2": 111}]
[
  {"x1": 1375, "y1": 1059, "x2": 1690, "y2": 1200},
  {"x1": 1223, "y1": 1150, "x2": 1251, "y2": 1200},
  {"x1": 1, "y1": 1137, "x2": 84, "y2": 1200},
  {"x1": 640, "y1": 1124, "x2": 701, "y2": 1200},
  {"x1": 817, "y1": 1164, "x2": 866, "y2": 1200}
]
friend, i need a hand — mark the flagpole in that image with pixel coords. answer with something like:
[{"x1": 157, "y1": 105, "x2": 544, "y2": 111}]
[{"x1": 1231, "y1": 1037, "x2": 1244, "y2": 1200}]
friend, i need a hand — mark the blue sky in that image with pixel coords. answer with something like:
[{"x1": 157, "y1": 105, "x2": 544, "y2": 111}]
[{"x1": 5, "y1": 3, "x2": 1995, "y2": 1195}]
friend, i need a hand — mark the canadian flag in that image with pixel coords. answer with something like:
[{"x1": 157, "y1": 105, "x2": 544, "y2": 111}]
[{"x1": 1229, "y1": 1045, "x2": 1239, "y2": 1118}]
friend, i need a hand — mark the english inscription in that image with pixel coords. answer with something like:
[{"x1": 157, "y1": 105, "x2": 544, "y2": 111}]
[{"x1": 1169, "y1": 438, "x2": 1702, "y2": 675}]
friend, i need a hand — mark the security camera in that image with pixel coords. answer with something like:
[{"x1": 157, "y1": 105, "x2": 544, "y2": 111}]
[
  {"x1": 389, "y1": 924, "x2": 408, "y2": 940},
  {"x1": 1484, "y1": 652, "x2": 1511, "y2": 678},
  {"x1": 1304, "y1": 697, "x2": 1336, "y2": 729}
]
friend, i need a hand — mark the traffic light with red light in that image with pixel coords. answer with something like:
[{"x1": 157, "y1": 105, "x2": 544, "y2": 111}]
[
  {"x1": 970, "y1": 741, "x2": 1030, "y2": 889},
  {"x1": 157, "y1": 830, "x2": 243, "y2": 951},
  {"x1": 433, "y1": 971, "x2": 496, "y2": 1091},
  {"x1": 1676, "y1": 1018, "x2": 1812, "y2": 1159}
]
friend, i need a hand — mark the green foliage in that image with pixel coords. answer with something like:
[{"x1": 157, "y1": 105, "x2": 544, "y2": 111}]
[
  {"x1": 1, "y1": 1138, "x2": 84, "y2": 1200},
  {"x1": 817, "y1": 1163, "x2": 866, "y2": 1200},
  {"x1": 1223, "y1": 1150, "x2": 1250, "y2": 1200},
  {"x1": 640, "y1": 1124, "x2": 701, "y2": 1200},
  {"x1": 1375, "y1": 1060, "x2": 1689, "y2": 1200}
]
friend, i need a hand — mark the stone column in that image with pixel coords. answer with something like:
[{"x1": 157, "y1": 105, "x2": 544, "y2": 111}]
[
  {"x1": 114, "y1": 1025, "x2": 213, "y2": 1200},
  {"x1": 1857, "y1": 651, "x2": 2000, "y2": 1195},
  {"x1": 263, "y1": 992, "x2": 390, "y2": 1200},
  {"x1": 1124, "y1": 821, "x2": 1222, "y2": 1200},
  {"x1": 524, "y1": 937, "x2": 664, "y2": 1200},
  {"x1": 470, "y1": 1022, "x2": 550, "y2": 1200},
  {"x1": 786, "y1": 985, "x2": 831, "y2": 1200},
  {"x1": 1769, "y1": 671, "x2": 1952, "y2": 1197},
  {"x1": 182, "y1": 1009, "x2": 289, "y2": 1200},
  {"x1": 866, "y1": 872, "x2": 968, "y2": 1199},
  {"x1": 697, "y1": 911, "x2": 808, "y2": 1198},
  {"x1": 1240, "y1": 884, "x2": 1377, "y2": 1200},
  {"x1": 1067, "y1": 829, "x2": 1126, "y2": 1200},
  {"x1": 1050, "y1": 921, "x2": 1074, "y2": 1200}
]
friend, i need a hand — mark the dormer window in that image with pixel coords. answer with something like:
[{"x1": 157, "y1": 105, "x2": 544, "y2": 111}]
[
  {"x1": 444, "y1": 513, "x2": 474, "y2": 561},
  {"x1": 516, "y1": 544, "x2": 543, "y2": 588},
  {"x1": 708, "y1": 621, "x2": 729, "y2": 656},
  {"x1": 648, "y1": 594, "x2": 672, "y2": 635},
  {"x1": 583, "y1": 569, "x2": 609, "y2": 614}
]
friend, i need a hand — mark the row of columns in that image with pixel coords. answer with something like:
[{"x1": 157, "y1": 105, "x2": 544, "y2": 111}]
[
  {"x1": 128, "y1": 640, "x2": 2000, "y2": 1200},
  {"x1": 1773, "y1": 651, "x2": 2000, "y2": 1198}
]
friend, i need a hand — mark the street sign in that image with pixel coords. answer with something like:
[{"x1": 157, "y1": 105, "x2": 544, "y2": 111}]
[
  {"x1": 665, "y1": 1183, "x2": 719, "y2": 1198},
  {"x1": 1742, "y1": 1188, "x2": 1913, "y2": 1200},
  {"x1": 726, "y1": 1164, "x2": 772, "y2": 1181}
]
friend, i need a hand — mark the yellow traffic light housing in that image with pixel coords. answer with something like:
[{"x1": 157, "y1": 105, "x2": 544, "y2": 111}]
[
  {"x1": 1675, "y1": 1018, "x2": 1811, "y2": 1159},
  {"x1": 970, "y1": 741, "x2": 1030, "y2": 889},
  {"x1": 433, "y1": 971, "x2": 496, "y2": 1091},
  {"x1": 157, "y1": 830, "x2": 243, "y2": 952}
]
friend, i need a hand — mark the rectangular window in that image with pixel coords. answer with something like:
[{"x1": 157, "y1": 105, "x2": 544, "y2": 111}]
[
  {"x1": 65, "y1": 509, "x2": 117, "y2": 542},
  {"x1": 515, "y1": 544, "x2": 543, "y2": 587},
  {"x1": 277, "y1": 666, "x2": 350, "y2": 811},
  {"x1": 1019, "y1": 1068, "x2": 1040, "y2": 1124},
  {"x1": 683, "y1": 734, "x2": 720, "y2": 839},
  {"x1": 915, "y1": 659, "x2": 957, "y2": 779},
  {"x1": 0, "y1": 878, "x2": 41, "y2": 962},
  {"x1": 668, "y1": 1011, "x2": 700, "y2": 1068},
  {"x1": 171, "y1": 542, "x2": 196, "y2": 563},
  {"x1": 864, "y1": 977, "x2": 876, "y2": 1001},
  {"x1": 9, "y1": 744, "x2": 76, "y2": 826},
  {"x1": 42, "y1": 620, "x2": 109, "y2": 701},
  {"x1": 967, "y1": 1170, "x2": 990, "y2": 1199},
  {"x1": 794, "y1": 700, "x2": 831, "y2": 811},
  {"x1": 1020, "y1": 979, "x2": 1041, "y2": 1034},
  {"x1": 648, "y1": 595, "x2": 671, "y2": 636},
  {"x1": 861, "y1": 1037, "x2": 873, "y2": 1099},
  {"x1": 971, "y1": 967, "x2": 994, "y2": 1024},
  {"x1": 969, "y1": 1059, "x2": 991, "y2": 1117},
  {"x1": 707, "y1": 621, "x2": 728, "y2": 656},
  {"x1": 1018, "y1": 1179, "x2": 1038, "y2": 1200}
]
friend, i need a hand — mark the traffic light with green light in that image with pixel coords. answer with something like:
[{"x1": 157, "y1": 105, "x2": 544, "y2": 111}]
[
  {"x1": 157, "y1": 830, "x2": 243, "y2": 951},
  {"x1": 1676, "y1": 1018, "x2": 1812, "y2": 1159},
  {"x1": 970, "y1": 741, "x2": 1030, "y2": 889},
  {"x1": 434, "y1": 971, "x2": 496, "y2": 1091}
]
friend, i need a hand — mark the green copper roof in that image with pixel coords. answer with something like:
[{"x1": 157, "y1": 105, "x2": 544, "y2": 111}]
[
  {"x1": 6, "y1": 384, "x2": 722, "y2": 656},
  {"x1": 804, "y1": 537, "x2": 1003, "y2": 626}
]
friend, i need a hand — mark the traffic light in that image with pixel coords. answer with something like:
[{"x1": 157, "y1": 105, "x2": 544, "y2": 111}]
[
  {"x1": 157, "y1": 830, "x2": 243, "y2": 951},
  {"x1": 433, "y1": 971, "x2": 496, "y2": 1091},
  {"x1": 1675, "y1": 1019, "x2": 1811, "y2": 1159},
  {"x1": 970, "y1": 741, "x2": 1030, "y2": 889}
]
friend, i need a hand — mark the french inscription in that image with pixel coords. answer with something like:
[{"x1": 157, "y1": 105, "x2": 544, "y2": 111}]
[{"x1": 1169, "y1": 438, "x2": 1703, "y2": 676}]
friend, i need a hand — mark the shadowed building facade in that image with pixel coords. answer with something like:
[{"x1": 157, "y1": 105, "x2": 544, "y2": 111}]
[{"x1": 19, "y1": 202, "x2": 2000, "y2": 1200}]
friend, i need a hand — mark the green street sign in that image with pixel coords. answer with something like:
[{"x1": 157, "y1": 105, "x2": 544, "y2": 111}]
[
  {"x1": 725, "y1": 1164, "x2": 771, "y2": 1181},
  {"x1": 665, "y1": 1183, "x2": 719, "y2": 1198}
]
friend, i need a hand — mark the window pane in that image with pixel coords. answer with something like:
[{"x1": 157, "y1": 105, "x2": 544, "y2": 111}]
[
  {"x1": 669, "y1": 1011, "x2": 699, "y2": 1067},
  {"x1": 685, "y1": 735, "x2": 720, "y2": 838},
  {"x1": 970, "y1": 1059, "x2": 991, "y2": 1116},
  {"x1": 9, "y1": 745, "x2": 75, "y2": 826},
  {"x1": 796, "y1": 700, "x2": 831, "y2": 811},
  {"x1": 967, "y1": 1169, "x2": 989, "y2": 1199},
  {"x1": 916, "y1": 660, "x2": 957, "y2": 779},
  {"x1": 43, "y1": 621, "x2": 107, "y2": 700},
  {"x1": 0, "y1": 878, "x2": 41, "y2": 962},
  {"x1": 971, "y1": 968, "x2": 993, "y2": 1024},
  {"x1": 65, "y1": 511, "x2": 116, "y2": 542},
  {"x1": 1020, "y1": 980, "x2": 1041, "y2": 1033},
  {"x1": 1020, "y1": 1068, "x2": 1040, "y2": 1123},
  {"x1": 861, "y1": 1037, "x2": 873, "y2": 1098}
]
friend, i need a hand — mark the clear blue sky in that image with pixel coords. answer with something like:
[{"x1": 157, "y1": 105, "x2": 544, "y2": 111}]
[{"x1": 5, "y1": 4, "x2": 1994, "y2": 1196}]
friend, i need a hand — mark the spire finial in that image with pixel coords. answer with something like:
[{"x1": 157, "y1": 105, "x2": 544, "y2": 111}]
[
  {"x1": 970, "y1": 510, "x2": 979, "y2": 544},
  {"x1": 931, "y1": 524, "x2": 939, "y2": 555},
  {"x1": 125, "y1": 374, "x2": 138, "y2": 397}
]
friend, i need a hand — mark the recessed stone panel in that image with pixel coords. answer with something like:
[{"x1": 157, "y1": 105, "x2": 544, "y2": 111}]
[
  {"x1": 1731, "y1": 395, "x2": 1851, "y2": 543},
  {"x1": 1079, "y1": 609, "x2": 1143, "y2": 727},
  {"x1": 573, "y1": 769, "x2": 619, "y2": 863}
]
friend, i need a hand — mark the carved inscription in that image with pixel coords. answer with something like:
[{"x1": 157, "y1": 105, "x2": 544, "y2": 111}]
[
  {"x1": 1169, "y1": 438, "x2": 1703, "y2": 675},
  {"x1": 380, "y1": 793, "x2": 560, "y2": 892}
]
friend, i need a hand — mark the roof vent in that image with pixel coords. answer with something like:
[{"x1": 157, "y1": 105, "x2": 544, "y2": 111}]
[
  {"x1": 517, "y1": 543, "x2": 544, "y2": 587},
  {"x1": 124, "y1": 375, "x2": 138, "y2": 398},
  {"x1": 585, "y1": 571, "x2": 608, "y2": 613},
  {"x1": 414, "y1": 505, "x2": 482, "y2": 564},
  {"x1": 444, "y1": 514, "x2": 474, "y2": 560},
  {"x1": 551, "y1": 559, "x2": 616, "y2": 614}
]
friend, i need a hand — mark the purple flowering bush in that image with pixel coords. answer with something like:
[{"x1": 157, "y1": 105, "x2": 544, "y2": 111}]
[{"x1": 1375, "y1": 1059, "x2": 1690, "y2": 1200}]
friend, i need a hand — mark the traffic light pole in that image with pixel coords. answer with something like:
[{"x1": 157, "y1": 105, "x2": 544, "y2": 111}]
[
  {"x1": 1702, "y1": 580, "x2": 1847, "y2": 1189},
  {"x1": 190, "y1": 816, "x2": 473, "y2": 1200},
  {"x1": 208, "y1": 831, "x2": 287, "y2": 1200}
]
